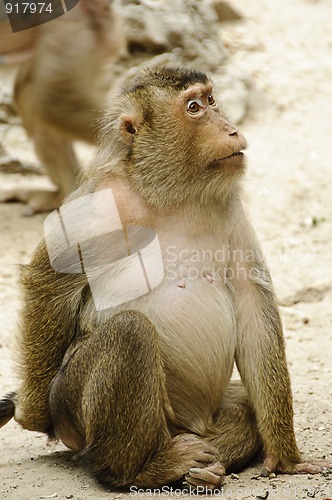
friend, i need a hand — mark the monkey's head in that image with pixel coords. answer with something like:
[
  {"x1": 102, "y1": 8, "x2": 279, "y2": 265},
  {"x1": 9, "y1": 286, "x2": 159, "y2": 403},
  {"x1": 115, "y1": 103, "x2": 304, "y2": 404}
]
[{"x1": 101, "y1": 67, "x2": 247, "y2": 209}]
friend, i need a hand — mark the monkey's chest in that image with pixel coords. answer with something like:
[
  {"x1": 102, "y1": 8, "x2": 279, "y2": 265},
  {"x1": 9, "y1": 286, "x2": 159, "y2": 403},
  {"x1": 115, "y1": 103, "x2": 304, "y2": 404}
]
[{"x1": 137, "y1": 264, "x2": 237, "y2": 432}]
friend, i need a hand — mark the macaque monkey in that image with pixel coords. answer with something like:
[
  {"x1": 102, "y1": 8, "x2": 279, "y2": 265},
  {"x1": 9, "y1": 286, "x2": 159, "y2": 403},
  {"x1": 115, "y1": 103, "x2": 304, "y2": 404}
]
[
  {"x1": 0, "y1": 67, "x2": 330, "y2": 490},
  {"x1": 0, "y1": 0, "x2": 123, "y2": 215}
]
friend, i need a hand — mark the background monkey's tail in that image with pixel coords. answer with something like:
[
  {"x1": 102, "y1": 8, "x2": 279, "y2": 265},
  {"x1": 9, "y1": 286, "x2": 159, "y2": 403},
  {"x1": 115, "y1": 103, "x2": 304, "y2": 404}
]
[{"x1": 0, "y1": 392, "x2": 16, "y2": 428}]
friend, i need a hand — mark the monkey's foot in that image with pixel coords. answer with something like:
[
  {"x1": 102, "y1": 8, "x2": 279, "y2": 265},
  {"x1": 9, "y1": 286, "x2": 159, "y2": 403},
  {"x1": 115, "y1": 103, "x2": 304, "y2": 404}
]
[
  {"x1": 184, "y1": 462, "x2": 225, "y2": 491},
  {"x1": 294, "y1": 460, "x2": 332, "y2": 474},
  {"x1": 134, "y1": 433, "x2": 223, "y2": 489},
  {"x1": 261, "y1": 455, "x2": 332, "y2": 476},
  {"x1": 172, "y1": 434, "x2": 225, "y2": 490},
  {"x1": 0, "y1": 189, "x2": 62, "y2": 215}
]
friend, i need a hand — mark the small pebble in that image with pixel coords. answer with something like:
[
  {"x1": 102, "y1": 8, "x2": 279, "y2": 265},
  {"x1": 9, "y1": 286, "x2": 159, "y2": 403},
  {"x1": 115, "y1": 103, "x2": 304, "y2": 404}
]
[{"x1": 256, "y1": 490, "x2": 269, "y2": 500}]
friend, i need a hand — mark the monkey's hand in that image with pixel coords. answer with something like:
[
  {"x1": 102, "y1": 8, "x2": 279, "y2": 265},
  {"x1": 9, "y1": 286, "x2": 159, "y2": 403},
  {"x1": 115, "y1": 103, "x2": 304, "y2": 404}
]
[
  {"x1": 134, "y1": 433, "x2": 225, "y2": 489},
  {"x1": 261, "y1": 455, "x2": 332, "y2": 476},
  {"x1": 184, "y1": 462, "x2": 225, "y2": 491},
  {"x1": 173, "y1": 434, "x2": 225, "y2": 490},
  {"x1": 0, "y1": 392, "x2": 16, "y2": 428}
]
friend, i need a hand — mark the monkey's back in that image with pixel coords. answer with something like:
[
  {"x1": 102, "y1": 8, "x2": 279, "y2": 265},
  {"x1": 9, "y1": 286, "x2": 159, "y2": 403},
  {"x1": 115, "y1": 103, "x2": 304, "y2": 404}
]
[{"x1": 15, "y1": 242, "x2": 88, "y2": 433}]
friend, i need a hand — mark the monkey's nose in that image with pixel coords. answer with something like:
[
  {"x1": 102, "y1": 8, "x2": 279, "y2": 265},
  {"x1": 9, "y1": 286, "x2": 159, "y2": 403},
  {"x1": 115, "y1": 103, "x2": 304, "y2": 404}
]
[{"x1": 227, "y1": 124, "x2": 238, "y2": 136}]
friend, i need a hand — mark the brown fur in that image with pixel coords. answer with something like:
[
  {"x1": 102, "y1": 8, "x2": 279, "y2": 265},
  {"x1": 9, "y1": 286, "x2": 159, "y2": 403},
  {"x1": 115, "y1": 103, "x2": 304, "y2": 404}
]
[{"x1": 1, "y1": 67, "x2": 331, "y2": 490}]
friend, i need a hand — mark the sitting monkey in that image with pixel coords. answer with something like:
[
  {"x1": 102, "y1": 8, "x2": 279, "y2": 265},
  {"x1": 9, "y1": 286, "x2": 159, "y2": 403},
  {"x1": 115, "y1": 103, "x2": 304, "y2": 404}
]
[{"x1": 1, "y1": 67, "x2": 330, "y2": 490}]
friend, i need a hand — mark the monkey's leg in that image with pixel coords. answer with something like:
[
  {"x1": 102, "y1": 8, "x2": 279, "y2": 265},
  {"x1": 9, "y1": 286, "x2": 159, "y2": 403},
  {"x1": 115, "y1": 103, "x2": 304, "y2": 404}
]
[
  {"x1": 0, "y1": 67, "x2": 79, "y2": 215},
  {"x1": 204, "y1": 382, "x2": 262, "y2": 471},
  {"x1": 163, "y1": 381, "x2": 261, "y2": 490},
  {"x1": 49, "y1": 311, "x2": 223, "y2": 489},
  {"x1": 0, "y1": 126, "x2": 79, "y2": 215},
  {"x1": 184, "y1": 382, "x2": 261, "y2": 489},
  {"x1": 30, "y1": 123, "x2": 79, "y2": 210}
]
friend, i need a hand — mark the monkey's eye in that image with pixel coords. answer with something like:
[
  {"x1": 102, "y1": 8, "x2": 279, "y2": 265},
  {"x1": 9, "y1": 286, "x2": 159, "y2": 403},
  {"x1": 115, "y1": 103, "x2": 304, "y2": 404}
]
[
  {"x1": 187, "y1": 99, "x2": 203, "y2": 114},
  {"x1": 208, "y1": 94, "x2": 216, "y2": 106}
]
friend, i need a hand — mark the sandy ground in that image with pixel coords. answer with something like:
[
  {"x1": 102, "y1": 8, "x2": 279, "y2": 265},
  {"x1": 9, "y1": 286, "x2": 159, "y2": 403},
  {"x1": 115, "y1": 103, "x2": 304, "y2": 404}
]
[{"x1": 0, "y1": 0, "x2": 332, "y2": 499}]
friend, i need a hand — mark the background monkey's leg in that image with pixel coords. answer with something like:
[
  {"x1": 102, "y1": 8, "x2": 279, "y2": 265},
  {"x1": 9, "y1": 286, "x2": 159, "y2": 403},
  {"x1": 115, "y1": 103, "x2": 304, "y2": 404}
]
[{"x1": 0, "y1": 68, "x2": 79, "y2": 214}]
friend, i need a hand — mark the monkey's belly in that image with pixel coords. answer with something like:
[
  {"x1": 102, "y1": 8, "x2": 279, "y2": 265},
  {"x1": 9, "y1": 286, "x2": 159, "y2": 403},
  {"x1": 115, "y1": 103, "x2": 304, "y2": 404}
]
[{"x1": 136, "y1": 278, "x2": 237, "y2": 433}]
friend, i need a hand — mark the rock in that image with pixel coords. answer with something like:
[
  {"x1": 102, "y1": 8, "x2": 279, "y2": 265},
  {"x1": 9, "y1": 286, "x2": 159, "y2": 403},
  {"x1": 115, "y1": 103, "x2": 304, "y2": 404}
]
[
  {"x1": 279, "y1": 281, "x2": 331, "y2": 306},
  {"x1": 210, "y1": 0, "x2": 243, "y2": 22},
  {"x1": 109, "y1": 0, "x2": 256, "y2": 124},
  {"x1": 305, "y1": 486, "x2": 318, "y2": 497},
  {"x1": 256, "y1": 490, "x2": 269, "y2": 499},
  {"x1": 0, "y1": 90, "x2": 17, "y2": 124},
  {"x1": 116, "y1": 0, "x2": 225, "y2": 70},
  {"x1": 0, "y1": 156, "x2": 43, "y2": 175}
]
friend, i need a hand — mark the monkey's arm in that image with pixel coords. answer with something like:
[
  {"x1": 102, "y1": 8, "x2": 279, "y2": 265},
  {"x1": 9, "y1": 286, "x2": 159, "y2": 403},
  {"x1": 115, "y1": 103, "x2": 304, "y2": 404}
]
[{"x1": 230, "y1": 209, "x2": 331, "y2": 475}]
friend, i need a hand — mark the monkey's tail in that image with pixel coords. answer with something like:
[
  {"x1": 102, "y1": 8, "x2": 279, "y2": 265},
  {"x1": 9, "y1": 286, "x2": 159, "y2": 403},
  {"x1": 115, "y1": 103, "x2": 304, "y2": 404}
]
[{"x1": 0, "y1": 392, "x2": 16, "y2": 428}]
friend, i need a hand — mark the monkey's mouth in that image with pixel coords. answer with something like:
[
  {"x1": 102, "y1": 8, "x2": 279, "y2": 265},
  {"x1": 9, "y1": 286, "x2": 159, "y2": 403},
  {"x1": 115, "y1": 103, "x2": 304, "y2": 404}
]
[
  {"x1": 218, "y1": 150, "x2": 244, "y2": 161},
  {"x1": 208, "y1": 150, "x2": 245, "y2": 169}
]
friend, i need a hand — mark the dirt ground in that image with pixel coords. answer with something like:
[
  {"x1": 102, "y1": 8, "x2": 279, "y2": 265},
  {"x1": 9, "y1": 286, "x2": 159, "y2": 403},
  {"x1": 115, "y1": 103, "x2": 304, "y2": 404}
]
[{"x1": 0, "y1": 0, "x2": 332, "y2": 499}]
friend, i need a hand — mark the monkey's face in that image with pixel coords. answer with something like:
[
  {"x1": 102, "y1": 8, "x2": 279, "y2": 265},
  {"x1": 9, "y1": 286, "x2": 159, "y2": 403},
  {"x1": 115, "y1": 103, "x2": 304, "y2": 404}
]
[
  {"x1": 176, "y1": 81, "x2": 247, "y2": 173},
  {"x1": 119, "y1": 76, "x2": 247, "y2": 209}
]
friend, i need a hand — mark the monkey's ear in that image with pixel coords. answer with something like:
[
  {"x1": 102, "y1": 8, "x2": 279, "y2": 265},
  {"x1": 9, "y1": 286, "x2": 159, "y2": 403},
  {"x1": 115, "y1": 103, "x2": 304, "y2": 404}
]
[{"x1": 119, "y1": 114, "x2": 138, "y2": 145}]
